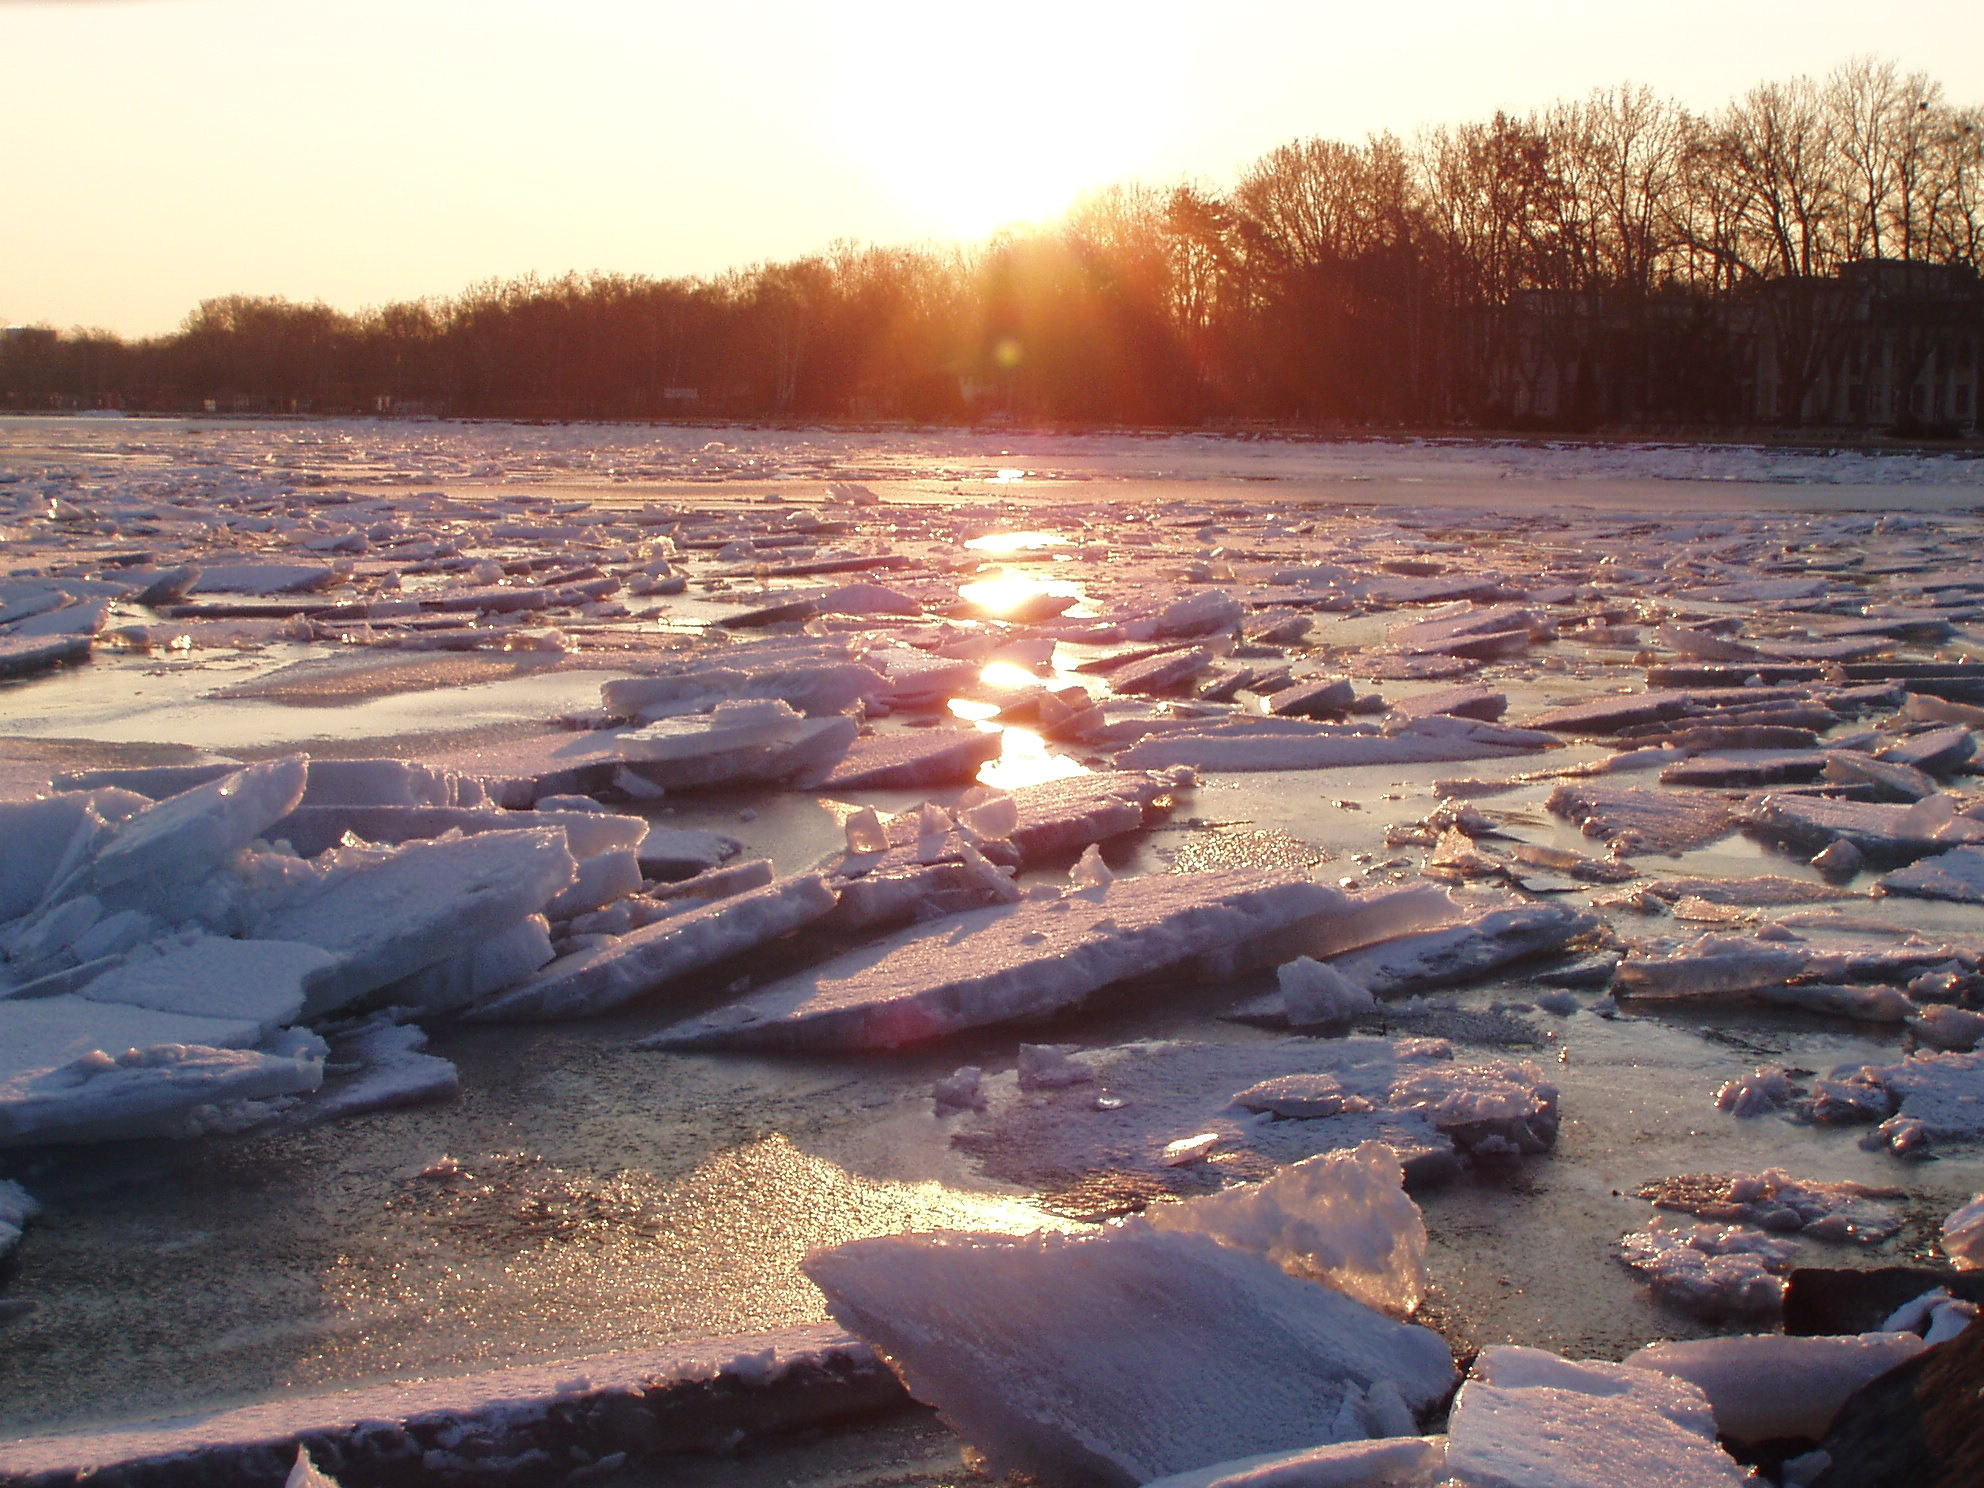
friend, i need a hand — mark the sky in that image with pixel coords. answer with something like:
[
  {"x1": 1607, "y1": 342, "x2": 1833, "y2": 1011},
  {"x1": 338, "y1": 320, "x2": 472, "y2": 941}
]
[{"x1": 6, "y1": 0, "x2": 1984, "y2": 338}]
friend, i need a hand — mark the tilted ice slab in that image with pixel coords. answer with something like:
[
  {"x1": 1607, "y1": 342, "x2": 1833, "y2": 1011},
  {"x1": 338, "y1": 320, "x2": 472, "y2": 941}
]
[
  {"x1": 1445, "y1": 1345, "x2": 1748, "y2": 1488},
  {"x1": 1741, "y1": 792, "x2": 1984, "y2": 860},
  {"x1": 1116, "y1": 715, "x2": 1556, "y2": 773},
  {"x1": 256, "y1": 827, "x2": 577, "y2": 1018},
  {"x1": 1238, "y1": 900, "x2": 1595, "y2": 1017},
  {"x1": 87, "y1": 756, "x2": 309, "y2": 905},
  {"x1": 1878, "y1": 845, "x2": 1984, "y2": 903},
  {"x1": 1545, "y1": 784, "x2": 1737, "y2": 855},
  {"x1": 644, "y1": 870, "x2": 1338, "y2": 1051},
  {"x1": 469, "y1": 874, "x2": 839, "y2": 1021},
  {"x1": 809, "y1": 728, "x2": 1003, "y2": 790},
  {"x1": 803, "y1": 1223, "x2": 1455, "y2": 1488},
  {"x1": 1143, "y1": 1142, "x2": 1429, "y2": 1317},
  {"x1": 1627, "y1": 1331, "x2": 1927, "y2": 1444}
]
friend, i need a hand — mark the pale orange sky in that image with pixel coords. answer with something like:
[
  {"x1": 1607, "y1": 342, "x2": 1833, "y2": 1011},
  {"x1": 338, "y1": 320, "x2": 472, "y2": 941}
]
[{"x1": 5, "y1": 0, "x2": 1982, "y2": 337}]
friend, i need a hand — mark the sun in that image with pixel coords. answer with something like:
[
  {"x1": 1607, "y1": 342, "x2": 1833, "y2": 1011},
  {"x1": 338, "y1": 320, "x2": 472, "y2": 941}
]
[{"x1": 826, "y1": 4, "x2": 1189, "y2": 239}]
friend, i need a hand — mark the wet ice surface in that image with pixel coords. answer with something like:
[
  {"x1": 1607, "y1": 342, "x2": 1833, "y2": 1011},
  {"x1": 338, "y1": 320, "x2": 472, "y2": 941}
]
[{"x1": 8, "y1": 420, "x2": 1984, "y2": 1472}]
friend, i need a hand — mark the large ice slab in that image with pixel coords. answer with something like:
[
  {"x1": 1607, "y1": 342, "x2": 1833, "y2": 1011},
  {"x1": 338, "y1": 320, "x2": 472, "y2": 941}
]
[
  {"x1": 644, "y1": 869, "x2": 1339, "y2": 1050},
  {"x1": 804, "y1": 1223, "x2": 1455, "y2": 1487},
  {"x1": 1445, "y1": 1345, "x2": 1748, "y2": 1488},
  {"x1": 256, "y1": 827, "x2": 577, "y2": 1017},
  {"x1": 469, "y1": 874, "x2": 839, "y2": 1020},
  {"x1": 1626, "y1": 1332, "x2": 1927, "y2": 1443},
  {"x1": 73, "y1": 935, "x2": 338, "y2": 1038}
]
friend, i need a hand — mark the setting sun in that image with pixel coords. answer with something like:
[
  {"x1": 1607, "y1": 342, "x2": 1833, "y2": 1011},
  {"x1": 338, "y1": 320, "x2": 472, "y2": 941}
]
[{"x1": 825, "y1": 4, "x2": 1191, "y2": 238}]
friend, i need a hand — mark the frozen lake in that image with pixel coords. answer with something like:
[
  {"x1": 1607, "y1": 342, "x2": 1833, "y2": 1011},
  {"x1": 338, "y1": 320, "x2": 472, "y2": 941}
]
[{"x1": 4, "y1": 416, "x2": 1984, "y2": 1482}]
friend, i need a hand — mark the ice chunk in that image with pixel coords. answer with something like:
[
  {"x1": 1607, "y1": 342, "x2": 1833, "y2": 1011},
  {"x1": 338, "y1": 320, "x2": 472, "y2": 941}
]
[
  {"x1": 1118, "y1": 716, "x2": 1553, "y2": 772},
  {"x1": 1277, "y1": 957, "x2": 1377, "y2": 1025},
  {"x1": 645, "y1": 869, "x2": 1338, "y2": 1051},
  {"x1": 1626, "y1": 1332, "x2": 1927, "y2": 1443},
  {"x1": 1878, "y1": 845, "x2": 1984, "y2": 903},
  {"x1": 1618, "y1": 1221, "x2": 1797, "y2": 1316},
  {"x1": 1144, "y1": 1142, "x2": 1428, "y2": 1316},
  {"x1": 470, "y1": 874, "x2": 838, "y2": 1020},
  {"x1": 601, "y1": 661, "x2": 886, "y2": 720},
  {"x1": 1634, "y1": 1170, "x2": 1903, "y2": 1243},
  {"x1": 1944, "y1": 1194, "x2": 1984, "y2": 1269},
  {"x1": 286, "y1": 1447, "x2": 341, "y2": 1488},
  {"x1": 803, "y1": 1224, "x2": 1455, "y2": 1487},
  {"x1": 73, "y1": 936, "x2": 337, "y2": 1038},
  {"x1": 297, "y1": 1015, "x2": 458, "y2": 1124},
  {"x1": 380, "y1": 915, "x2": 555, "y2": 1014},
  {"x1": 0, "y1": 1178, "x2": 39, "y2": 1261},
  {"x1": 0, "y1": 1010, "x2": 323, "y2": 1147},
  {"x1": 1447, "y1": 1346, "x2": 1746, "y2": 1488},
  {"x1": 257, "y1": 827, "x2": 577, "y2": 1017},
  {"x1": 1069, "y1": 844, "x2": 1114, "y2": 893},
  {"x1": 1715, "y1": 1067, "x2": 1794, "y2": 1117},
  {"x1": 843, "y1": 806, "x2": 888, "y2": 855}
]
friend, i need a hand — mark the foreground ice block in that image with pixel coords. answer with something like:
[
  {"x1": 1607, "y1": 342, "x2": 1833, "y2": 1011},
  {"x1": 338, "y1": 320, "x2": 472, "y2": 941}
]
[
  {"x1": 1138, "y1": 1437, "x2": 1445, "y2": 1488},
  {"x1": 1626, "y1": 1331, "x2": 1927, "y2": 1443},
  {"x1": 257, "y1": 827, "x2": 578, "y2": 1018},
  {"x1": 470, "y1": 874, "x2": 839, "y2": 1021},
  {"x1": 804, "y1": 1224, "x2": 1455, "y2": 1488},
  {"x1": 1445, "y1": 1345, "x2": 1748, "y2": 1488},
  {"x1": 645, "y1": 869, "x2": 1338, "y2": 1051},
  {"x1": 0, "y1": 1000, "x2": 323, "y2": 1147}
]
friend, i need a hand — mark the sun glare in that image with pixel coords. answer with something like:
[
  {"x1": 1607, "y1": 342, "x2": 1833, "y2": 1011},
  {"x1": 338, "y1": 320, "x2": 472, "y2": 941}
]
[{"x1": 827, "y1": 6, "x2": 1190, "y2": 238}]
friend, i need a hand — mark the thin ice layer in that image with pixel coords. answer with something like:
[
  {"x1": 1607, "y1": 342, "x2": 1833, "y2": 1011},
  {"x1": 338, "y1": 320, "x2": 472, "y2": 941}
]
[
  {"x1": 803, "y1": 1224, "x2": 1455, "y2": 1488},
  {"x1": 645, "y1": 869, "x2": 1337, "y2": 1050}
]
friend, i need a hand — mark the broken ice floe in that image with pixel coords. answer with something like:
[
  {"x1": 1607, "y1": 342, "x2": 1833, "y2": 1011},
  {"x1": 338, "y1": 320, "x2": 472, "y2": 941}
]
[
  {"x1": 643, "y1": 868, "x2": 1339, "y2": 1051},
  {"x1": 802, "y1": 1157, "x2": 1454, "y2": 1486},
  {"x1": 950, "y1": 1036, "x2": 1558, "y2": 1203},
  {"x1": 1634, "y1": 1170, "x2": 1904, "y2": 1243}
]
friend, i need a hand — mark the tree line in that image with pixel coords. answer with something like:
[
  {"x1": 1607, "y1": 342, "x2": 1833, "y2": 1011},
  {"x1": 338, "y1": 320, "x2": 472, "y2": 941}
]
[{"x1": 5, "y1": 57, "x2": 1981, "y2": 430}]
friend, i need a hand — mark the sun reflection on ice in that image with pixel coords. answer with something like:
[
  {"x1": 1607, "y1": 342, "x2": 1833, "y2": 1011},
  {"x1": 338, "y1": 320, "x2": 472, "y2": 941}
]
[
  {"x1": 977, "y1": 724, "x2": 1088, "y2": 790},
  {"x1": 963, "y1": 529, "x2": 1068, "y2": 553},
  {"x1": 956, "y1": 573, "x2": 1084, "y2": 619}
]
